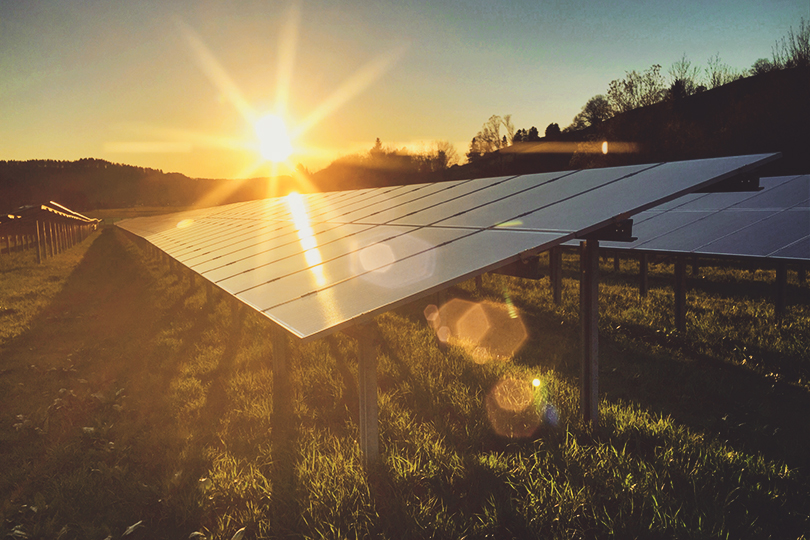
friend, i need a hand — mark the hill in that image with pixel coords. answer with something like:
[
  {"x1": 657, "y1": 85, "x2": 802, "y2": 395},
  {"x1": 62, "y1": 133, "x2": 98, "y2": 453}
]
[
  {"x1": 0, "y1": 158, "x2": 294, "y2": 214},
  {"x1": 449, "y1": 66, "x2": 810, "y2": 180}
]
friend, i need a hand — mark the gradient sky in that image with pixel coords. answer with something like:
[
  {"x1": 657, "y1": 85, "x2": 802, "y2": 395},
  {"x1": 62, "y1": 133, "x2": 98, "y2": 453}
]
[{"x1": 1, "y1": 0, "x2": 807, "y2": 179}]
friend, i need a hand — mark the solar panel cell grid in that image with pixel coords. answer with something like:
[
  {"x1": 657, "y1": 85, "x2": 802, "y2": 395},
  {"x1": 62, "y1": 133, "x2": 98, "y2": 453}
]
[
  {"x1": 589, "y1": 174, "x2": 810, "y2": 261},
  {"x1": 117, "y1": 153, "x2": 780, "y2": 340}
]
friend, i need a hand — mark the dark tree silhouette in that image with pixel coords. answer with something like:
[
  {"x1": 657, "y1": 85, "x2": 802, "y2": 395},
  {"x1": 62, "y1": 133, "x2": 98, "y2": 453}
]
[
  {"x1": 565, "y1": 95, "x2": 613, "y2": 131},
  {"x1": 607, "y1": 64, "x2": 666, "y2": 113},
  {"x1": 545, "y1": 123, "x2": 561, "y2": 139}
]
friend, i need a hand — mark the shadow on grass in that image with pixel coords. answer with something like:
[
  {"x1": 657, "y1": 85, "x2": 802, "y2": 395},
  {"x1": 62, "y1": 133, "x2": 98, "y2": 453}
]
[
  {"x1": 493, "y1": 256, "x2": 810, "y2": 473},
  {"x1": 596, "y1": 324, "x2": 810, "y2": 473},
  {"x1": 0, "y1": 228, "x2": 231, "y2": 539}
]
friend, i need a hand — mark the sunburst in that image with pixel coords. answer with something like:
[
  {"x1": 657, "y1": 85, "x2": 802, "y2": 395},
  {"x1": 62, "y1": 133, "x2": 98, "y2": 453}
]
[{"x1": 120, "y1": 6, "x2": 404, "y2": 205}]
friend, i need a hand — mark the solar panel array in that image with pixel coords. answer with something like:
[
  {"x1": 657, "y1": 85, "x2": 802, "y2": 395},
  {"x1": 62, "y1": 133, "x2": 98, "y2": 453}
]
[
  {"x1": 591, "y1": 174, "x2": 810, "y2": 260},
  {"x1": 117, "y1": 153, "x2": 777, "y2": 341}
]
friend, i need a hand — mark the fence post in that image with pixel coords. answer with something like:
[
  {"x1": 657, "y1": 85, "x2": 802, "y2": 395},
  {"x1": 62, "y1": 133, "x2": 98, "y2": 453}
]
[
  {"x1": 36, "y1": 221, "x2": 42, "y2": 264},
  {"x1": 674, "y1": 257, "x2": 686, "y2": 332},
  {"x1": 49, "y1": 222, "x2": 56, "y2": 257}
]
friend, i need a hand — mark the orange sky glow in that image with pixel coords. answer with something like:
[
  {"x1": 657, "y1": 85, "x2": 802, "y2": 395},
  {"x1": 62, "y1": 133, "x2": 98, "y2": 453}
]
[{"x1": 0, "y1": 1, "x2": 806, "y2": 180}]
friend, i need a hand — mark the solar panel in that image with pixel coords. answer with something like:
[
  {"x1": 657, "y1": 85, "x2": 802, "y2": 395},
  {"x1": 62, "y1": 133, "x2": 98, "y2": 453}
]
[
  {"x1": 117, "y1": 153, "x2": 779, "y2": 341},
  {"x1": 590, "y1": 175, "x2": 810, "y2": 261}
]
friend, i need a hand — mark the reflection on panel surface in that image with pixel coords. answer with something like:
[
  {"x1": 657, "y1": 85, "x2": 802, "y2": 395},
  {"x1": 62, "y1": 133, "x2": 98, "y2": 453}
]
[{"x1": 117, "y1": 153, "x2": 779, "y2": 340}]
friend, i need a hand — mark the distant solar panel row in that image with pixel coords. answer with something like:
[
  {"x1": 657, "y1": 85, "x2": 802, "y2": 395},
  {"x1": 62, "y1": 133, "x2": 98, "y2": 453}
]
[
  {"x1": 117, "y1": 154, "x2": 778, "y2": 341},
  {"x1": 593, "y1": 175, "x2": 810, "y2": 260}
]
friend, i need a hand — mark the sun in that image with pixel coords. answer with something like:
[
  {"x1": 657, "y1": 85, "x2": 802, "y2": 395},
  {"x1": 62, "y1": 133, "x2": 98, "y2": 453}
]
[{"x1": 255, "y1": 113, "x2": 294, "y2": 162}]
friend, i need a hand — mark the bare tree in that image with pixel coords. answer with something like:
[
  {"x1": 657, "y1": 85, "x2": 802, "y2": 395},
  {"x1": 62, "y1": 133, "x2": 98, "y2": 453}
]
[
  {"x1": 706, "y1": 53, "x2": 741, "y2": 89},
  {"x1": 502, "y1": 114, "x2": 516, "y2": 146},
  {"x1": 772, "y1": 17, "x2": 810, "y2": 69},
  {"x1": 427, "y1": 140, "x2": 459, "y2": 170},
  {"x1": 467, "y1": 114, "x2": 518, "y2": 161},
  {"x1": 607, "y1": 64, "x2": 667, "y2": 113},
  {"x1": 667, "y1": 54, "x2": 702, "y2": 98}
]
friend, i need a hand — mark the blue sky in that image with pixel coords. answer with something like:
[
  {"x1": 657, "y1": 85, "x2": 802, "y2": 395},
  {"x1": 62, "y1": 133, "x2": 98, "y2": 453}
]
[{"x1": 1, "y1": 0, "x2": 806, "y2": 178}]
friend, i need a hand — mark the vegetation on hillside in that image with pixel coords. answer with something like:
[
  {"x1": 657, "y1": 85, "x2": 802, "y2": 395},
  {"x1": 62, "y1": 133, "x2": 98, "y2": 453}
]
[
  {"x1": 0, "y1": 159, "x2": 296, "y2": 214},
  {"x1": 1, "y1": 226, "x2": 808, "y2": 539},
  {"x1": 310, "y1": 139, "x2": 458, "y2": 192}
]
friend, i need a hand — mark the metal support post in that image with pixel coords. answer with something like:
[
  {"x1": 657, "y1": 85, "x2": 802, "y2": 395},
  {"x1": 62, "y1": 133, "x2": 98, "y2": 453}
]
[
  {"x1": 35, "y1": 221, "x2": 42, "y2": 264},
  {"x1": 551, "y1": 246, "x2": 562, "y2": 305},
  {"x1": 580, "y1": 240, "x2": 599, "y2": 424},
  {"x1": 271, "y1": 326, "x2": 290, "y2": 416},
  {"x1": 614, "y1": 253, "x2": 620, "y2": 272},
  {"x1": 775, "y1": 260, "x2": 787, "y2": 322},
  {"x1": 639, "y1": 253, "x2": 649, "y2": 297},
  {"x1": 475, "y1": 274, "x2": 483, "y2": 293},
  {"x1": 674, "y1": 257, "x2": 686, "y2": 332},
  {"x1": 206, "y1": 281, "x2": 214, "y2": 305},
  {"x1": 437, "y1": 288, "x2": 447, "y2": 307},
  {"x1": 357, "y1": 325, "x2": 379, "y2": 465}
]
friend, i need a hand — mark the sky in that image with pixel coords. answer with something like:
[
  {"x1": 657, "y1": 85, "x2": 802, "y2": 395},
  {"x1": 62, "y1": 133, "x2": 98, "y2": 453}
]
[{"x1": 1, "y1": 0, "x2": 807, "y2": 179}]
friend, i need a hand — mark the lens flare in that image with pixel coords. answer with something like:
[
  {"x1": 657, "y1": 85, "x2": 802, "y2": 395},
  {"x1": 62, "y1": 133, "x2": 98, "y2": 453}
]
[
  {"x1": 485, "y1": 377, "x2": 541, "y2": 438},
  {"x1": 423, "y1": 304, "x2": 439, "y2": 323},
  {"x1": 426, "y1": 298, "x2": 527, "y2": 362},
  {"x1": 352, "y1": 232, "x2": 436, "y2": 289},
  {"x1": 358, "y1": 243, "x2": 396, "y2": 273},
  {"x1": 456, "y1": 303, "x2": 490, "y2": 345},
  {"x1": 493, "y1": 377, "x2": 533, "y2": 412}
]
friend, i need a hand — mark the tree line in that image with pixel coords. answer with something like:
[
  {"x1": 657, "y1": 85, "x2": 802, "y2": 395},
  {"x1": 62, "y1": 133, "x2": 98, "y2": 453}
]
[
  {"x1": 466, "y1": 17, "x2": 809, "y2": 161},
  {"x1": 0, "y1": 158, "x2": 284, "y2": 212},
  {"x1": 310, "y1": 138, "x2": 459, "y2": 191}
]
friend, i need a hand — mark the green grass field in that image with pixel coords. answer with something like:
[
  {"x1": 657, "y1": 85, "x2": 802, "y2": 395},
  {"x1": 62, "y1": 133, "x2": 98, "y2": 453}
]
[{"x1": 1, "y1": 226, "x2": 808, "y2": 539}]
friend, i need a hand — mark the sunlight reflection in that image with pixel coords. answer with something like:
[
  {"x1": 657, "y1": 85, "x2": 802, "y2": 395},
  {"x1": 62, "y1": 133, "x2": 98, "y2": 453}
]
[
  {"x1": 176, "y1": 219, "x2": 195, "y2": 229},
  {"x1": 425, "y1": 298, "x2": 527, "y2": 363},
  {"x1": 286, "y1": 192, "x2": 326, "y2": 286},
  {"x1": 495, "y1": 220, "x2": 523, "y2": 228}
]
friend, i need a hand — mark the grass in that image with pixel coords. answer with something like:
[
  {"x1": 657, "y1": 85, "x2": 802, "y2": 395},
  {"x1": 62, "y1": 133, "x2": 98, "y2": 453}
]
[
  {"x1": 1, "y1": 228, "x2": 808, "y2": 539},
  {"x1": 85, "y1": 206, "x2": 203, "y2": 226}
]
